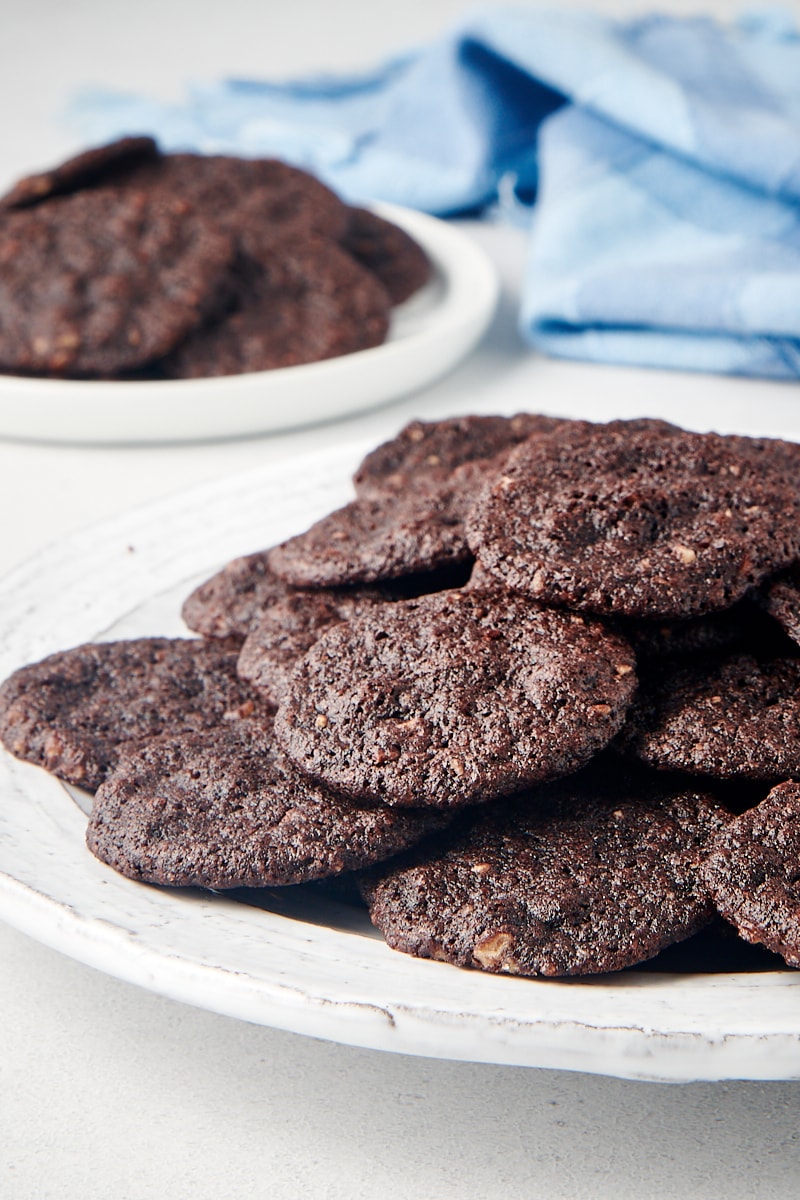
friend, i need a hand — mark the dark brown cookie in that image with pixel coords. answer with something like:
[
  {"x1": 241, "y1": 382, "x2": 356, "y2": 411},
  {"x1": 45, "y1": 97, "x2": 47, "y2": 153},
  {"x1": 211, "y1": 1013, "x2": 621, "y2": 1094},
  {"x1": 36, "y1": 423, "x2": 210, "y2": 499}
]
[
  {"x1": 267, "y1": 460, "x2": 494, "y2": 589},
  {"x1": 238, "y1": 585, "x2": 392, "y2": 707},
  {"x1": 0, "y1": 637, "x2": 267, "y2": 790},
  {"x1": 275, "y1": 588, "x2": 637, "y2": 808},
  {"x1": 616, "y1": 599, "x2": 774, "y2": 662},
  {"x1": 617, "y1": 652, "x2": 800, "y2": 780},
  {"x1": 360, "y1": 766, "x2": 731, "y2": 976},
  {"x1": 0, "y1": 188, "x2": 235, "y2": 376},
  {"x1": 181, "y1": 551, "x2": 295, "y2": 641},
  {"x1": 0, "y1": 136, "x2": 159, "y2": 210},
  {"x1": 701, "y1": 780, "x2": 800, "y2": 967},
  {"x1": 159, "y1": 238, "x2": 390, "y2": 378},
  {"x1": 353, "y1": 413, "x2": 564, "y2": 501},
  {"x1": 340, "y1": 206, "x2": 432, "y2": 305},
  {"x1": 757, "y1": 564, "x2": 800, "y2": 648},
  {"x1": 114, "y1": 151, "x2": 349, "y2": 244},
  {"x1": 467, "y1": 419, "x2": 800, "y2": 619},
  {"x1": 86, "y1": 720, "x2": 448, "y2": 890}
]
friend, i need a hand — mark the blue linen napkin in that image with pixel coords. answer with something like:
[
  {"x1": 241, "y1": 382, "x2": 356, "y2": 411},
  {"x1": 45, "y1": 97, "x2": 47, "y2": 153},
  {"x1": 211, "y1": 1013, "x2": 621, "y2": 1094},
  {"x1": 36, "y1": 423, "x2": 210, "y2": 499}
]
[{"x1": 70, "y1": 7, "x2": 800, "y2": 378}]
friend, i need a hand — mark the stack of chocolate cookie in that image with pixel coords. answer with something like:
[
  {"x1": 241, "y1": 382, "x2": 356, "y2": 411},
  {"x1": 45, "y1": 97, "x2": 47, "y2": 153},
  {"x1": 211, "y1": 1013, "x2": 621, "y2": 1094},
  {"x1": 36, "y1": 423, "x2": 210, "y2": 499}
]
[
  {"x1": 4, "y1": 413, "x2": 800, "y2": 979},
  {"x1": 0, "y1": 138, "x2": 430, "y2": 379}
]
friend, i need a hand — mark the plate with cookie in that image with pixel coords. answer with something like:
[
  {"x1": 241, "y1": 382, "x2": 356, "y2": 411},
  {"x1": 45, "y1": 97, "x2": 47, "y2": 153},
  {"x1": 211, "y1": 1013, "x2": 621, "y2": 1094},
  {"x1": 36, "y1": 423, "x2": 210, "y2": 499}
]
[
  {"x1": 2, "y1": 413, "x2": 800, "y2": 1083},
  {"x1": 0, "y1": 138, "x2": 497, "y2": 442}
]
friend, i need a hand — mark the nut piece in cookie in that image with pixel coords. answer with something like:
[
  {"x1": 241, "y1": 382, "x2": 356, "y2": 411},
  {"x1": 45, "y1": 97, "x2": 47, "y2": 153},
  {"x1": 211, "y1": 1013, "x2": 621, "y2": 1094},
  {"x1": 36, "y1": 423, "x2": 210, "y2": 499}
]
[
  {"x1": 275, "y1": 588, "x2": 637, "y2": 808},
  {"x1": 360, "y1": 765, "x2": 731, "y2": 976},
  {"x1": 701, "y1": 780, "x2": 800, "y2": 967},
  {"x1": 86, "y1": 720, "x2": 449, "y2": 890},
  {"x1": 467, "y1": 419, "x2": 800, "y2": 618},
  {"x1": 617, "y1": 652, "x2": 800, "y2": 780},
  {"x1": 0, "y1": 637, "x2": 267, "y2": 790}
]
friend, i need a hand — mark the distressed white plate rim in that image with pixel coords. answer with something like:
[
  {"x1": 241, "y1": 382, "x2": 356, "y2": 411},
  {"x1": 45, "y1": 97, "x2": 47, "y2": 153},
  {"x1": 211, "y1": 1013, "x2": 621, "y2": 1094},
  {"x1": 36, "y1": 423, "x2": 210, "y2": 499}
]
[
  {"x1": 0, "y1": 204, "x2": 498, "y2": 444},
  {"x1": 0, "y1": 441, "x2": 799, "y2": 1084}
]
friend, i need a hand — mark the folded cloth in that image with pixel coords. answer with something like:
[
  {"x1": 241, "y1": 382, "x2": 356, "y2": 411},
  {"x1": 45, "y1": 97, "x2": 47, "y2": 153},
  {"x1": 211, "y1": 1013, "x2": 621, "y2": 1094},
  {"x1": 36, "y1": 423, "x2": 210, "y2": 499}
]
[{"x1": 69, "y1": 7, "x2": 800, "y2": 378}]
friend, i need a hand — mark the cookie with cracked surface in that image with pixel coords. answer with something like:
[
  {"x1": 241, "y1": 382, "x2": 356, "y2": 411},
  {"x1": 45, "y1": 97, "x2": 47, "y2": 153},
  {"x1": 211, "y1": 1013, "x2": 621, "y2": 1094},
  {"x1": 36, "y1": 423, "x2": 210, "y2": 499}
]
[
  {"x1": 617, "y1": 652, "x2": 800, "y2": 780},
  {"x1": 340, "y1": 206, "x2": 432, "y2": 305},
  {"x1": 467, "y1": 419, "x2": 800, "y2": 619},
  {"x1": 275, "y1": 588, "x2": 637, "y2": 808},
  {"x1": 360, "y1": 766, "x2": 731, "y2": 976},
  {"x1": 353, "y1": 413, "x2": 564, "y2": 501},
  {"x1": 701, "y1": 781, "x2": 800, "y2": 967},
  {"x1": 0, "y1": 136, "x2": 159, "y2": 210},
  {"x1": 0, "y1": 187, "x2": 235, "y2": 376},
  {"x1": 87, "y1": 720, "x2": 448, "y2": 890},
  {"x1": 181, "y1": 551, "x2": 295, "y2": 642},
  {"x1": 159, "y1": 239, "x2": 390, "y2": 378},
  {"x1": 0, "y1": 638, "x2": 267, "y2": 790}
]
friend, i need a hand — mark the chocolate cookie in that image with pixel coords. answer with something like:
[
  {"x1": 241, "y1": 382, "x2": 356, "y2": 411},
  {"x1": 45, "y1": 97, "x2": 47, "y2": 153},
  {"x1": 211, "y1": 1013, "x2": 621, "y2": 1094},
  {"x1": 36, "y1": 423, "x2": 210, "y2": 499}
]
[
  {"x1": 467, "y1": 420, "x2": 800, "y2": 618},
  {"x1": 617, "y1": 652, "x2": 800, "y2": 780},
  {"x1": 616, "y1": 599, "x2": 773, "y2": 662},
  {"x1": 353, "y1": 413, "x2": 564, "y2": 501},
  {"x1": 0, "y1": 638, "x2": 266, "y2": 790},
  {"x1": 275, "y1": 588, "x2": 637, "y2": 808},
  {"x1": 267, "y1": 460, "x2": 494, "y2": 589},
  {"x1": 360, "y1": 766, "x2": 730, "y2": 976},
  {"x1": 87, "y1": 720, "x2": 447, "y2": 890},
  {"x1": 0, "y1": 136, "x2": 159, "y2": 210},
  {"x1": 238, "y1": 585, "x2": 392, "y2": 707},
  {"x1": 159, "y1": 238, "x2": 390, "y2": 378},
  {"x1": 701, "y1": 781, "x2": 800, "y2": 967},
  {"x1": 758, "y1": 564, "x2": 800, "y2": 648},
  {"x1": 114, "y1": 151, "x2": 349, "y2": 244},
  {"x1": 0, "y1": 188, "x2": 235, "y2": 376},
  {"x1": 181, "y1": 552, "x2": 294, "y2": 641},
  {"x1": 340, "y1": 206, "x2": 431, "y2": 305}
]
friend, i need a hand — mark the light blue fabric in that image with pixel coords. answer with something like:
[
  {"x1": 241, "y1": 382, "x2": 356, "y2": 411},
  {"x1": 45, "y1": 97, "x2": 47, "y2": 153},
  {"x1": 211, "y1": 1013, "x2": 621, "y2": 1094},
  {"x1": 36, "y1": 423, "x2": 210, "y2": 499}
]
[{"x1": 69, "y1": 7, "x2": 800, "y2": 378}]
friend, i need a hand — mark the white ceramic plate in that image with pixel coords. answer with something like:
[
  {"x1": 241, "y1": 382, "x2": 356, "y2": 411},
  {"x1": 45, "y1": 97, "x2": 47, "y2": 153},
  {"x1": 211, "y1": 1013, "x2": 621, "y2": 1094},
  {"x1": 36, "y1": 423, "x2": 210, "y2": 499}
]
[
  {"x1": 1, "y1": 442, "x2": 800, "y2": 1084},
  {"x1": 0, "y1": 205, "x2": 497, "y2": 444}
]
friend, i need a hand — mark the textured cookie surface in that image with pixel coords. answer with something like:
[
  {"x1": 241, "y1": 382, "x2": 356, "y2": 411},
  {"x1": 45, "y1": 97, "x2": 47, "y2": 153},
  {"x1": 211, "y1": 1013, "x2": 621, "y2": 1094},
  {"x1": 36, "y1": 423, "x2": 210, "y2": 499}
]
[
  {"x1": 267, "y1": 463, "x2": 489, "y2": 588},
  {"x1": 115, "y1": 151, "x2": 349, "y2": 243},
  {"x1": 0, "y1": 136, "x2": 159, "y2": 210},
  {"x1": 181, "y1": 552, "x2": 295, "y2": 641},
  {"x1": 276, "y1": 588, "x2": 637, "y2": 808},
  {"x1": 361, "y1": 767, "x2": 730, "y2": 976},
  {"x1": 87, "y1": 721, "x2": 447, "y2": 889},
  {"x1": 758, "y1": 565, "x2": 800, "y2": 648},
  {"x1": 160, "y1": 239, "x2": 390, "y2": 377},
  {"x1": 238, "y1": 585, "x2": 390, "y2": 707},
  {"x1": 340, "y1": 206, "x2": 432, "y2": 305},
  {"x1": 0, "y1": 638, "x2": 265, "y2": 789},
  {"x1": 467, "y1": 420, "x2": 800, "y2": 618},
  {"x1": 353, "y1": 413, "x2": 564, "y2": 500},
  {"x1": 617, "y1": 653, "x2": 800, "y2": 779},
  {"x1": 0, "y1": 188, "x2": 234, "y2": 376},
  {"x1": 701, "y1": 781, "x2": 800, "y2": 967}
]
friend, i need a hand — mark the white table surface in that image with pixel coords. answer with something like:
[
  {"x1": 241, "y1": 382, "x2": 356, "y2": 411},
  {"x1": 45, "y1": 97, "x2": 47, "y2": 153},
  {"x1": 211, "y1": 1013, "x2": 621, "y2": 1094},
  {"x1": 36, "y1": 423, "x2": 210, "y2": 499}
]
[{"x1": 3, "y1": 2, "x2": 800, "y2": 1197}]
